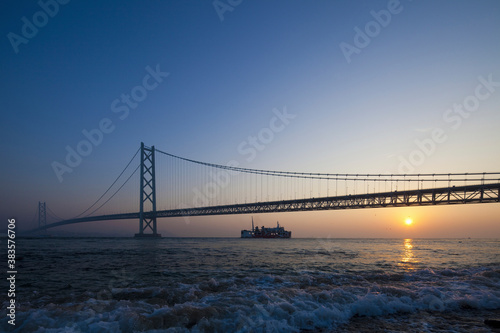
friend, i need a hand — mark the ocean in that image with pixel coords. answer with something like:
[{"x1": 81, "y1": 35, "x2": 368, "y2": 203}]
[{"x1": 2, "y1": 237, "x2": 500, "y2": 332}]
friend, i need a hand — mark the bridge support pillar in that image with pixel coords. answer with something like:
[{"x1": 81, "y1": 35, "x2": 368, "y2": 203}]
[
  {"x1": 38, "y1": 201, "x2": 46, "y2": 229},
  {"x1": 37, "y1": 201, "x2": 48, "y2": 236},
  {"x1": 135, "y1": 142, "x2": 161, "y2": 238}
]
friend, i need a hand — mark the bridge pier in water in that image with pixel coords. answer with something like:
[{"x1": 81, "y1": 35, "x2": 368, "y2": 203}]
[{"x1": 135, "y1": 142, "x2": 161, "y2": 238}]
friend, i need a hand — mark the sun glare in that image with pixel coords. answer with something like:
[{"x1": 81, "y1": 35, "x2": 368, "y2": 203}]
[{"x1": 405, "y1": 218, "x2": 413, "y2": 226}]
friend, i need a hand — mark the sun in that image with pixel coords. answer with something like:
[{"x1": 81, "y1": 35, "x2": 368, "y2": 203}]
[{"x1": 405, "y1": 218, "x2": 413, "y2": 226}]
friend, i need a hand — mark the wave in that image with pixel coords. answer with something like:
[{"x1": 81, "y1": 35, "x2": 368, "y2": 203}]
[{"x1": 3, "y1": 265, "x2": 500, "y2": 332}]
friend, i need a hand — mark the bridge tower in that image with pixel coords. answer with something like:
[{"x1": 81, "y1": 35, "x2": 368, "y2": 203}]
[
  {"x1": 135, "y1": 142, "x2": 161, "y2": 238},
  {"x1": 38, "y1": 201, "x2": 46, "y2": 230}
]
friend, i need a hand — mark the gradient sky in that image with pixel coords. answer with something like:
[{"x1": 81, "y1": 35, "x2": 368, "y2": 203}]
[{"x1": 1, "y1": 0, "x2": 499, "y2": 237}]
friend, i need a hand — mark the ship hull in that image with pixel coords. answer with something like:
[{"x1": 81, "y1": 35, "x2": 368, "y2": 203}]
[{"x1": 241, "y1": 233, "x2": 291, "y2": 238}]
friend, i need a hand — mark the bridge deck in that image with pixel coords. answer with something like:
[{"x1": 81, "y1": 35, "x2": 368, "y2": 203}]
[
  {"x1": 34, "y1": 182, "x2": 500, "y2": 231},
  {"x1": 159, "y1": 182, "x2": 500, "y2": 217}
]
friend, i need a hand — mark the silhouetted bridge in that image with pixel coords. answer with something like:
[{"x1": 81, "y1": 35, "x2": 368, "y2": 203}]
[{"x1": 31, "y1": 143, "x2": 500, "y2": 236}]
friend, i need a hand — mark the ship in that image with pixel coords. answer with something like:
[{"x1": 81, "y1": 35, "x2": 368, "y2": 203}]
[{"x1": 241, "y1": 217, "x2": 291, "y2": 238}]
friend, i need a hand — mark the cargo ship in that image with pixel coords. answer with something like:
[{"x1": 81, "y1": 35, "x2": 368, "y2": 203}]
[{"x1": 241, "y1": 217, "x2": 291, "y2": 238}]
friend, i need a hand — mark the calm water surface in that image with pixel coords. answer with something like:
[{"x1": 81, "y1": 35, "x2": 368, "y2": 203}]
[{"x1": 2, "y1": 237, "x2": 500, "y2": 332}]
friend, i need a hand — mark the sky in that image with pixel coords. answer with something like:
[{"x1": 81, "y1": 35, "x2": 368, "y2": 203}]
[{"x1": 1, "y1": 0, "x2": 499, "y2": 237}]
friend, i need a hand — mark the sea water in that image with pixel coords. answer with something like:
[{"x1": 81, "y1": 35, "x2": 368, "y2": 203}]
[{"x1": 1, "y1": 237, "x2": 500, "y2": 332}]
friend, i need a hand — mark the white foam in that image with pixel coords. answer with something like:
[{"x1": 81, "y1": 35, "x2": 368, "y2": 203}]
[{"x1": 4, "y1": 265, "x2": 500, "y2": 332}]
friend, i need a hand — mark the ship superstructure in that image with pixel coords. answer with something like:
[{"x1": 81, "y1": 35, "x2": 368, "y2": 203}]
[{"x1": 241, "y1": 217, "x2": 291, "y2": 238}]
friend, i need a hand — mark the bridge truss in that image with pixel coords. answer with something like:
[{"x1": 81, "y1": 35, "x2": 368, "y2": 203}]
[
  {"x1": 34, "y1": 182, "x2": 499, "y2": 231},
  {"x1": 28, "y1": 143, "x2": 500, "y2": 234}
]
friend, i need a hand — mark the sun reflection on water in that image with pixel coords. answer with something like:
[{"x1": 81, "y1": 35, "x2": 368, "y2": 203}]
[{"x1": 399, "y1": 238, "x2": 418, "y2": 270}]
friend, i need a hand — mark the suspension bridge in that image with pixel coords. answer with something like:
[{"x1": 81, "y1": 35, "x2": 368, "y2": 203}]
[{"x1": 31, "y1": 143, "x2": 500, "y2": 237}]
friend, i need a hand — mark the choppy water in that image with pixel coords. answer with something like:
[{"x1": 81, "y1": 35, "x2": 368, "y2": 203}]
[{"x1": 2, "y1": 237, "x2": 500, "y2": 332}]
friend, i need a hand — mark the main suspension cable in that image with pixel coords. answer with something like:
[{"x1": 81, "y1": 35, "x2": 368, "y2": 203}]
[
  {"x1": 84, "y1": 164, "x2": 140, "y2": 217},
  {"x1": 155, "y1": 148, "x2": 500, "y2": 182},
  {"x1": 73, "y1": 147, "x2": 140, "y2": 218}
]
